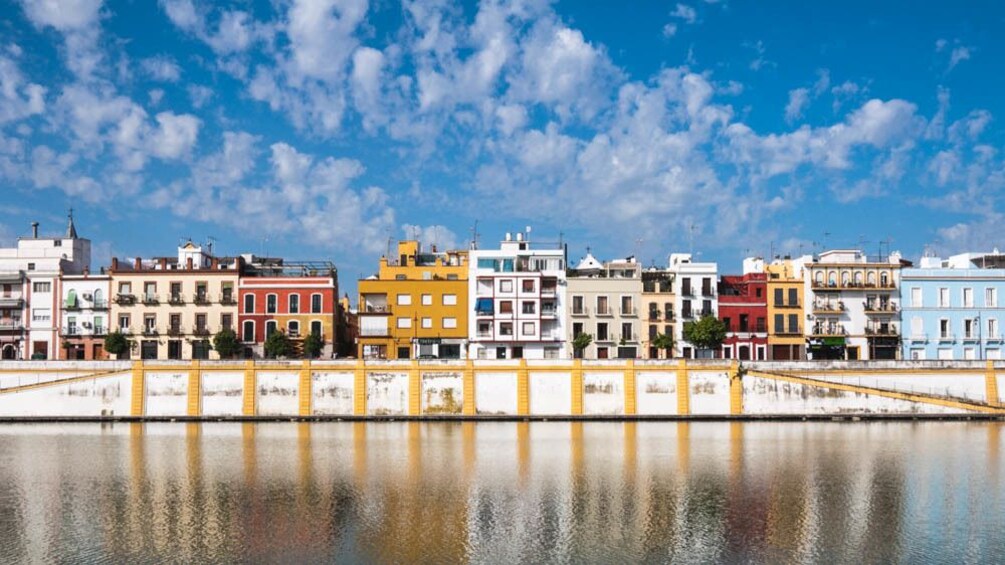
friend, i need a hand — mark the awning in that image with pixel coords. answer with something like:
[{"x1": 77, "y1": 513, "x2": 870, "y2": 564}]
[
  {"x1": 475, "y1": 298, "x2": 493, "y2": 314},
  {"x1": 822, "y1": 337, "x2": 846, "y2": 346}
]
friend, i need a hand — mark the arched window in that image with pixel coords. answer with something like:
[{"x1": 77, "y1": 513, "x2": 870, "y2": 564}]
[
  {"x1": 66, "y1": 289, "x2": 77, "y2": 308},
  {"x1": 288, "y1": 320, "x2": 300, "y2": 338},
  {"x1": 242, "y1": 321, "x2": 255, "y2": 342},
  {"x1": 828, "y1": 272, "x2": 836, "y2": 286},
  {"x1": 815, "y1": 271, "x2": 824, "y2": 284},
  {"x1": 867, "y1": 272, "x2": 876, "y2": 286},
  {"x1": 881, "y1": 272, "x2": 889, "y2": 287},
  {"x1": 265, "y1": 321, "x2": 277, "y2": 338},
  {"x1": 310, "y1": 320, "x2": 323, "y2": 337},
  {"x1": 311, "y1": 293, "x2": 323, "y2": 313},
  {"x1": 266, "y1": 294, "x2": 277, "y2": 314},
  {"x1": 854, "y1": 272, "x2": 863, "y2": 285},
  {"x1": 289, "y1": 294, "x2": 300, "y2": 314},
  {"x1": 244, "y1": 294, "x2": 255, "y2": 313},
  {"x1": 841, "y1": 272, "x2": 850, "y2": 286}
]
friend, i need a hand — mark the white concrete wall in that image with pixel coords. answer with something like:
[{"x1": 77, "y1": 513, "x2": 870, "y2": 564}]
[
  {"x1": 311, "y1": 372, "x2": 354, "y2": 416},
  {"x1": 256, "y1": 371, "x2": 299, "y2": 416},
  {"x1": 636, "y1": 372, "x2": 678, "y2": 415},
  {"x1": 0, "y1": 372, "x2": 130, "y2": 416},
  {"x1": 529, "y1": 372, "x2": 571, "y2": 415},
  {"x1": 583, "y1": 372, "x2": 623, "y2": 415},
  {"x1": 367, "y1": 372, "x2": 407, "y2": 416},
  {"x1": 421, "y1": 372, "x2": 463, "y2": 414},
  {"x1": 475, "y1": 372, "x2": 517, "y2": 415},
  {"x1": 743, "y1": 376, "x2": 968, "y2": 415},
  {"x1": 812, "y1": 374, "x2": 987, "y2": 402},
  {"x1": 201, "y1": 372, "x2": 243, "y2": 416},
  {"x1": 688, "y1": 372, "x2": 730, "y2": 415},
  {"x1": 145, "y1": 372, "x2": 188, "y2": 416}
]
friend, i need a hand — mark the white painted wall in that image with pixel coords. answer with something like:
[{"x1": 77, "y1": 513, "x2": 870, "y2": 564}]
[
  {"x1": 421, "y1": 372, "x2": 463, "y2": 414},
  {"x1": 256, "y1": 372, "x2": 299, "y2": 416},
  {"x1": 201, "y1": 372, "x2": 243, "y2": 416},
  {"x1": 474, "y1": 372, "x2": 517, "y2": 415},
  {"x1": 311, "y1": 372, "x2": 354, "y2": 416},
  {"x1": 529, "y1": 372, "x2": 571, "y2": 415},
  {"x1": 583, "y1": 372, "x2": 623, "y2": 415},
  {"x1": 812, "y1": 374, "x2": 987, "y2": 402},
  {"x1": 145, "y1": 372, "x2": 188, "y2": 416},
  {"x1": 636, "y1": 372, "x2": 678, "y2": 415},
  {"x1": 367, "y1": 372, "x2": 408, "y2": 416},
  {"x1": 688, "y1": 372, "x2": 730, "y2": 415},
  {"x1": 743, "y1": 376, "x2": 969, "y2": 415},
  {"x1": 0, "y1": 372, "x2": 130, "y2": 416}
]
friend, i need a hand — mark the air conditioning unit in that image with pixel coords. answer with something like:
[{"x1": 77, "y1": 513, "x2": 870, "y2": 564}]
[
  {"x1": 82, "y1": 321, "x2": 91, "y2": 328},
  {"x1": 82, "y1": 293, "x2": 92, "y2": 300}
]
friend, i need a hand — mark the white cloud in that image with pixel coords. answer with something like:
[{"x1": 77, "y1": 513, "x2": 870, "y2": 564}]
[
  {"x1": 662, "y1": 23, "x2": 677, "y2": 38},
  {"x1": 140, "y1": 55, "x2": 181, "y2": 82},
  {"x1": 948, "y1": 46, "x2": 972, "y2": 71},
  {"x1": 670, "y1": 4, "x2": 697, "y2": 24},
  {"x1": 149, "y1": 112, "x2": 200, "y2": 159},
  {"x1": 20, "y1": 0, "x2": 102, "y2": 31},
  {"x1": 784, "y1": 87, "x2": 809, "y2": 123},
  {"x1": 400, "y1": 224, "x2": 459, "y2": 251},
  {"x1": 0, "y1": 55, "x2": 46, "y2": 123},
  {"x1": 187, "y1": 84, "x2": 213, "y2": 108}
]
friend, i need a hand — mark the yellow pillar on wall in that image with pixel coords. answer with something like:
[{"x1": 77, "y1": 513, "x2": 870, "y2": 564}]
[
  {"x1": 130, "y1": 360, "x2": 145, "y2": 417},
  {"x1": 187, "y1": 360, "x2": 201, "y2": 417},
  {"x1": 676, "y1": 358, "x2": 690, "y2": 416},
  {"x1": 354, "y1": 360, "x2": 367, "y2": 416},
  {"x1": 986, "y1": 360, "x2": 1000, "y2": 407},
  {"x1": 571, "y1": 359, "x2": 584, "y2": 415},
  {"x1": 242, "y1": 360, "x2": 256, "y2": 416},
  {"x1": 409, "y1": 360, "x2": 421, "y2": 416},
  {"x1": 299, "y1": 360, "x2": 312, "y2": 416},
  {"x1": 462, "y1": 360, "x2": 476, "y2": 416},
  {"x1": 624, "y1": 359, "x2": 637, "y2": 416},
  {"x1": 729, "y1": 360, "x2": 743, "y2": 416},
  {"x1": 517, "y1": 359, "x2": 530, "y2": 416}
]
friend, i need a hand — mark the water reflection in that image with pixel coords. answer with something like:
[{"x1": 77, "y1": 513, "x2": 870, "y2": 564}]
[{"x1": 0, "y1": 421, "x2": 1003, "y2": 564}]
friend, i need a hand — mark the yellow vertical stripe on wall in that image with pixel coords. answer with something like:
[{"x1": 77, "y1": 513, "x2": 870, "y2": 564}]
[
  {"x1": 299, "y1": 360, "x2": 312, "y2": 416},
  {"x1": 187, "y1": 360, "x2": 201, "y2": 417},
  {"x1": 624, "y1": 359, "x2": 637, "y2": 416},
  {"x1": 242, "y1": 360, "x2": 256, "y2": 416},
  {"x1": 986, "y1": 360, "x2": 1000, "y2": 407},
  {"x1": 676, "y1": 359, "x2": 690, "y2": 416},
  {"x1": 571, "y1": 360, "x2": 584, "y2": 415},
  {"x1": 462, "y1": 360, "x2": 476, "y2": 416},
  {"x1": 409, "y1": 360, "x2": 421, "y2": 416},
  {"x1": 729, "y1": 360, "x2": 743, "y2": 415},
  {"x1": 517, "y1": 359, "x2": 529, "y2": 416},
  {"x1": 130, "y1": 360, "x2": 145, "y2": 417},
  {"x1": 354, "y1": 360, "x2": 367, "y2": 416}
]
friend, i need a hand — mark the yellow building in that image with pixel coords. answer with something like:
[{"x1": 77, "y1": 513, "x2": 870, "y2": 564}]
[
  {"x1": 357, "y1": 241, "x2": 468, "y2": 359},
  {"x1": 641, "y1": 268, "x2": 675, "y2": 359},
  {"x1": 765, "y1": 256, "x2": 810, "y2": 360}
]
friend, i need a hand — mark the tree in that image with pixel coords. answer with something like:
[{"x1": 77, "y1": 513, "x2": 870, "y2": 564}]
[
  {"x1": 572, "y1": 332, "x2": 593, "y2": 359},
  {"x1": 264, "y1": 330, "x2": 293, "y2": 359},
  {"x1": 302, "y1": 332, "x2": 323, "y2": 359},
  {"x1": 212, "y1": 328, "x2": 241, "y2": 359},
  {"x1": 683, "y1": 315, "x2": 727, "y2": 356},
  {"x1": 651, "y1": 333, "x2": 674, "y2": 359},
  {"x1": 104, "y1": 331, "x2": 130, "y2": 359}
]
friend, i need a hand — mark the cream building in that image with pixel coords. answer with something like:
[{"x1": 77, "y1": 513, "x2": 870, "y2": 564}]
[
  {"x1": 641, "y1": 267, "x2": 675, "y2": 359},
  {"x1": 567, "y1": 253, "x2": 643, "y2": 359},
  {"x1": 109, "y1": 241, "x2": 239, "y2": 360}
]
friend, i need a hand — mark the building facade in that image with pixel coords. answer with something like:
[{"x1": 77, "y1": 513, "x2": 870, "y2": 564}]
[
  {"x1": 109, "y1": 242, "x2": 239, "y2": 360},
  {"x1": 566, "y1": 254, "x2": 642, "y2": 359},
  {"x1": 238, "y1": 256, "x2": 340, "y2": 358},
  {"x1": 765, "y1": 256, "x2": 810, "y2": 360},
  {"x1": 669, "y1": 253, "x2": 719, "y2": 358},
  {"x1": 901, "y1": 251, "x2": 1005, "y2": 360},
  {"x1": 0, "y1": 215, "x2": 89, "y2": 360},
  {"x1": 358, "y1": 241, "x2": 468, "y2": 360},
  {"x1": 468, "y1": 232, "x2": 566, "y2": 360},
  {"x1": 718, "y1": 266, "x2": 768, "y2": 361},
  {"x1": 641, "y1": 268, "x2": 675, "y2": 359},
  {"x1": 58, "y1": 273, "x2": 111, "y2": 360},
  {"x1": 805, "y1": 250, "x2": 905, "y2": 360}
]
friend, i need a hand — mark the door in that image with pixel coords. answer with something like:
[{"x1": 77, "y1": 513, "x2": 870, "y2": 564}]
[{"x1": 846, "y1": 346, "x2": 859, "y2": 360}]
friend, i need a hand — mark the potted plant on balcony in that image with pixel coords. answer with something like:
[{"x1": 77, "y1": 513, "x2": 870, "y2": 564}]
[
  {"x1": 212, "y1": 328, "x2": 241, "y2": 359},
  {"x1": 572, "y1": 332, "x2": 593, "y2": 359},
  {"x1": 683, "y1": 315, "x2": 727, "y2": 359},
  {"x1": 104, "y1": 330, "x2": 130, "y2": 360}
]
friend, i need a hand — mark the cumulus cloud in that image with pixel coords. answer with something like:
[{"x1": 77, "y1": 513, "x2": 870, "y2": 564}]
[
  {"x1": 670, "y1": 4, "x2": 697, "y2": 24},
  {"x1": 784, "y1": 88, "x2": 809, "y2": 123},
  {"x1": 936, "y1": 38, "x2": 975, "y2": 72},
  {"x1": 20, "y1": 0, "x2": 104, "y2": 78},
  {"x1": 140, "y1": 55, "x2": 181, "y2": 82},
  {"x1": 401, "y1": 224, "x2": 460, "y2": 251}
]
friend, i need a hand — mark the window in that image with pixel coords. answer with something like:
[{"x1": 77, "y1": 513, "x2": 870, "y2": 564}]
[
  {"x1": 477, "y1": 321, "x2": 492, "y2": 337},
  {"x1": 911, "y1": 288, "x2": 922, "y2": 307},
  {"x1": 989, "y1": 318, "x2": 998, "y2": 339},
  {"x1": 119, "y1": 315, "x2": 130, "y2": 329},
  {"x1": 621, "y1": 296, "x2": 633, "y2": 315},
  {"x1": 597, "y1": 347, "x2": 609, "y2": 359},
  {"x1": 500, "y1": 322, "x2": 513, "y2": 336},
  {"x1": 939, "y1": 288, "x2": 950, "y2": 308},
  {"x1": 496, "y1": 347, "x2": 507, "y2": 359},
  {"x1": 288, "y1": 321, "x2": 300, "y2": 338},
  {"x1": 422, "y1": 294, "x2": 433, "y2": 306},
  {"x1": 511, "y1": 346, "x2": 522, "y2": 359},
  {"x1": 27, "y1": 263, "x2": 34, "y2": 271},
  {"x1": 397, "y1": 317, "x2": 412, "y2": 329},
  {"x1": 54, "y1": 239, "x2": 61, "y2": 247},
  {"x1": 242, "y1": 321, "x2": 255, "y2": 342},
  {"x1": 572, "y1": 296, "x2": 584, "y2": 314},
  {"x1": 118, "y1": 282, "x2": 132, "y2": 295},
  {"x1": 265, "y1": 321, "x2": 278, "y2": 338},
  {"x1": 987, "y1": 288, "x2": 997, "y2": 308},
  {"x1": 266, "y1": 294, "x2": 277, "y2": 314},
  {"x1": 170, "y1": 282, "x2": 183, "y2": 302},
  {"x1": 940, "y1": 319, "x2": 950, "y2": 338},
  {"x1": 443, "y1": 317, "x2": 457, "y2": 329},
  {"x1": 522, "y1": 301, "x2": 535, "y2": 314},
  {"x1": 289, "y1": 294, "x2": 300, "y2": 314},
  {"x1": 443, "y1": 294, "x2": 457, "y2": 305},
  {"x1": 397, "y1": 294, "x2": 412, "y2": 306},
  {"x1": 192, "y1": 341, "x2": 211, "y2": 360},
  {"x1": 422, "y1": 317, "x2": 433, "y2": 329},
  {"x1": 597, "y1": 296, "x2": 609, "y2": 315},
  {"x1": 32, "y1": 308, "x2": 50, "y2": 322},
  {"x1": 477, "y1": 278, "x2": 493, "y2": 295},
  {"x1": 911, "y1": 316, "x2": 923, "y2": 338},
  {"x1": 597, "y1": 323, "x2": 609, "y2": 341},
  {"x1": 499, "y1": 301, "x2": 513, "y2": 314},
  {"x1": 310, "y1": 321, "x2": 322, "y2": 336},
  {"x1": 573, "y1": 322, "x2": 583, "y2": 337},
  {"x1": 788, "y1": 288, "x2": 798, "y2": 306},
  {"x1": 311, "y1": 294, "x2": 323, "y2": 313},
  {"x1": 621, "y1": 322, "x2": 633, "y2": 341},
  {"x1": 963, "y1": 288, "x2": 974, "y2": 308},
  {"x1": 398, "y1": 346, "x2": 411, "y2": 359},
  {"x1": 500, "y1": 280, "x2": 513, "y2": 293},
  {"x1": 195, "y1": 314, "x2": 207, "y2": 332},
  {"x1": 522, "y1": 322, "x2": 536, "y2": 336},
  {"x1": 788, "y1": 314, "x2": 798, "y2": 334},
  {"x1": 774, "y1": 313, "x2": 784, "y2": 333},
  {"x1": 244, "y1": 294, "x2": 255, "y2": 313},
  {"x1": 774, "y1": 288, "x2": 783, "y2": 306},
  {"x1": 33, "y1": 282, "x2": 51, "y2": 293},
  {"x1": 144, "y1": 314, "x2": 156, "y2": 332},
  {"x1": 964, "y1": 319, "x2": 975, "y2": 339},
  {"x1": 169, "y1": 313, "x2": 181, "y2": 330},
  {"x1": 477, "y1": 258, "x2": 496, "y2": 269},
  {"x1": 522, "y1": 279, "x2": 535, "y2": 292}
]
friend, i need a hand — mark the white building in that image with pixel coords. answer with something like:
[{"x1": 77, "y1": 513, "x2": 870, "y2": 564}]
[
  {"x1": 59, "y1": 273, "x2": 111, "y2": 359},
  {"x1": 0, "y1": 214, "x2": 90, "y2": 360},
  {"x1": 668, "y1": 253, "x2": 718, "y2": 358},
  {"x1": 468, "y1": 231, "x2": 567, "y2": 360}
]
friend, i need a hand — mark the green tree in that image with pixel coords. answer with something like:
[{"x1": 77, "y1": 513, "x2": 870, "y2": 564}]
[
  {"x1": 302, "y1": 332, "x2": 323, "y2": 359},
  {"x1": 104, "y1": 331, "x2": 131, "y2": 359},
  {"x1": 683, "y1": 315, "x2": 727, "y2": 356},
  {"x1": 651, "y1": 333, "x2": 674, "y2": 359},
  {"x1": 572, "y1": 332, "x2": 593, "y2": 359},
  {"x1": 212, "y1": 328, "x2": 241, "y2": 359},
  {"x1": 264, "y1": 330, "x2": 293, "y2": 359}
]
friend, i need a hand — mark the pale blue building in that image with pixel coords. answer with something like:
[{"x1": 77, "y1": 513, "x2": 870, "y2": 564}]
[{"x1": 901, "y1": 251, "x2": 1005, "y2": 360}]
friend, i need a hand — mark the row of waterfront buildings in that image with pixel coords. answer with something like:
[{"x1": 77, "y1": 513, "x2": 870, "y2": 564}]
[{"x1": 2, "y1": 217, "x2": 1005, "y2": 361}]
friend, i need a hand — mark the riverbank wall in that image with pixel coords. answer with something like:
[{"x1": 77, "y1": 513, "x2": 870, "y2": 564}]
[{"x1": 0, "y1": 359, "x2": 1003, "y2": 420}]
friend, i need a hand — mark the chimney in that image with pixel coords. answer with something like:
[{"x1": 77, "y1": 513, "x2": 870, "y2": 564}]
[
  {"x1": 212, "y1": 257, "x2": 219, "y2": 269},
  {"x1": 186, "y1": 257, "x2": 194, "y2": 270},
  {"x1": 30, "y1": 222, "x2": 38, "y2": 238},
  {"x1": 111, "y1": 257, "x2": 118, "y2": 270},
  {"x1": 134, "y1": 257, "x2": 142, "y2": 270},
  {"x1": 159, "y1": 258, "x2": 168, "y2": 269}
]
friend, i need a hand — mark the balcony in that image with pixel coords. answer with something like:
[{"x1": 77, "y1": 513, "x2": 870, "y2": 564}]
[
  {"x1": 61, "y1": 326, "x2": 80, "y2": 336},
  {"x1": 619, "y1": 333, "x2": 639, "y2": 343},
  {"x1": 775, "y1": 300, "x2": 800, "y2": 308},
  {"x1": 620, "y1": 307, "x2": 638, "y2": 317},
  {"x1": 93, "y1": 326, "x2": 107, "y2": 336},
  {"x1": 865, "y1": 326, "x2": 898, "y2": 336},
  {"x1": 142, "y1": 293, "x2": 159, "y2": 305},
  {"x1": 193, "y1": 327, "x2": 210, "y2": 337},
  {"x1": 681, "y1": 310, "x2": 694, "y2": 320},
  {"x1": 699, "y1": 308, "x2": 713, "y2": 317},
  {"x1": 647, "y1": 311, "x2": 660, "y2": 321},
  {"x1": 0, "y1": 319, "x2": 24, "y2": 330},
  {"x1": 776, "y1": 329, "x2": 802, "y2": 337},
  {"x1": 702, "y1": 288, "x2": 715, "y2": 297},
  {"x1": 193, "y1": 293, "x2": 210, "y2": 306},
  {"x1": 541, "y1": 307, "x2": 558, "y2": 317},
  {"x1": 62, "y1": 300, "x2": 81, "y2": 311},
  {"x1": 0, "y1": 272, "x2": 22, "y2": 284},
  {"x1": 909, "y1": 333, "x2": 928, "y2": 342},
  {"x1": 92, "y1": 299, "x2": 109, "y2": 310},
  {"x1": 0, "y1": 296, "x2": 23, "y2": 308},
  {"x1": 541, "y1": 286, "x2": 557, "y2": 297},
  {"x1": 168, "y1": 293, "x2": 185, "y2": 305},
  {"x1": 595, "y1": 335, "x2": 614, "y2": 343},
  {"x1": 813, "y1": 302, "x2": 844, "y2": 314},
  {"x1": 219, "y1": 292, "x2": 236, "y2": 305},
  {"x1": 938, "y1": 333, "x2": 955, "y2": 342},
  {"x1": 962, "y1": 333, "x2": 980, "y2": 343},
  {"x1": 681, "y1": 288, "x2": 695, "y2": 297},
  {"x1": 811, "y1": 325, "x2": 847, "y2": 337},
  {"x1": 571, "y1": 307, "x2": 590, "y2": 317},
  {"x1": 142, "y1": 327, "x2": 159, "y2": 336},
  {"x1": 115, "y1": 293, "x2": 136, "y2": 305},
  {"x1": 167, "y1": 325, "x2": 184, "y2": 336},
  {"x1": 363, "y1": 305, "x2": 391, "y2": 314},
  {"x1": 864, "y1": 301, "x2": 898, "y2": 314},
  {"x1": 595, "y1": 307, "x2": 614, "y2": 317}
]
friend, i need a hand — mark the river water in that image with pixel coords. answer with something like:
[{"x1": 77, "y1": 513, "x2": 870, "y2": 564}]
[{"x1": 0, "y1": 421, "x2": 1002, "y2": 564}]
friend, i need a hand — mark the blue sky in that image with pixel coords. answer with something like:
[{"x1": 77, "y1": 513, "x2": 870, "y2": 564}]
[{"x1": 1, "y1": 0, "x2": 1003, "y2": 295}]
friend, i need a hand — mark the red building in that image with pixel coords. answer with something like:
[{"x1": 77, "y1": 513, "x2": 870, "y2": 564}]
[
  {"x1": 237, "y1": 257, "x2": 341, "y2": 358},
  {"x1": 718, "y1": 273, "x2": 768, "y2": 361}
]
